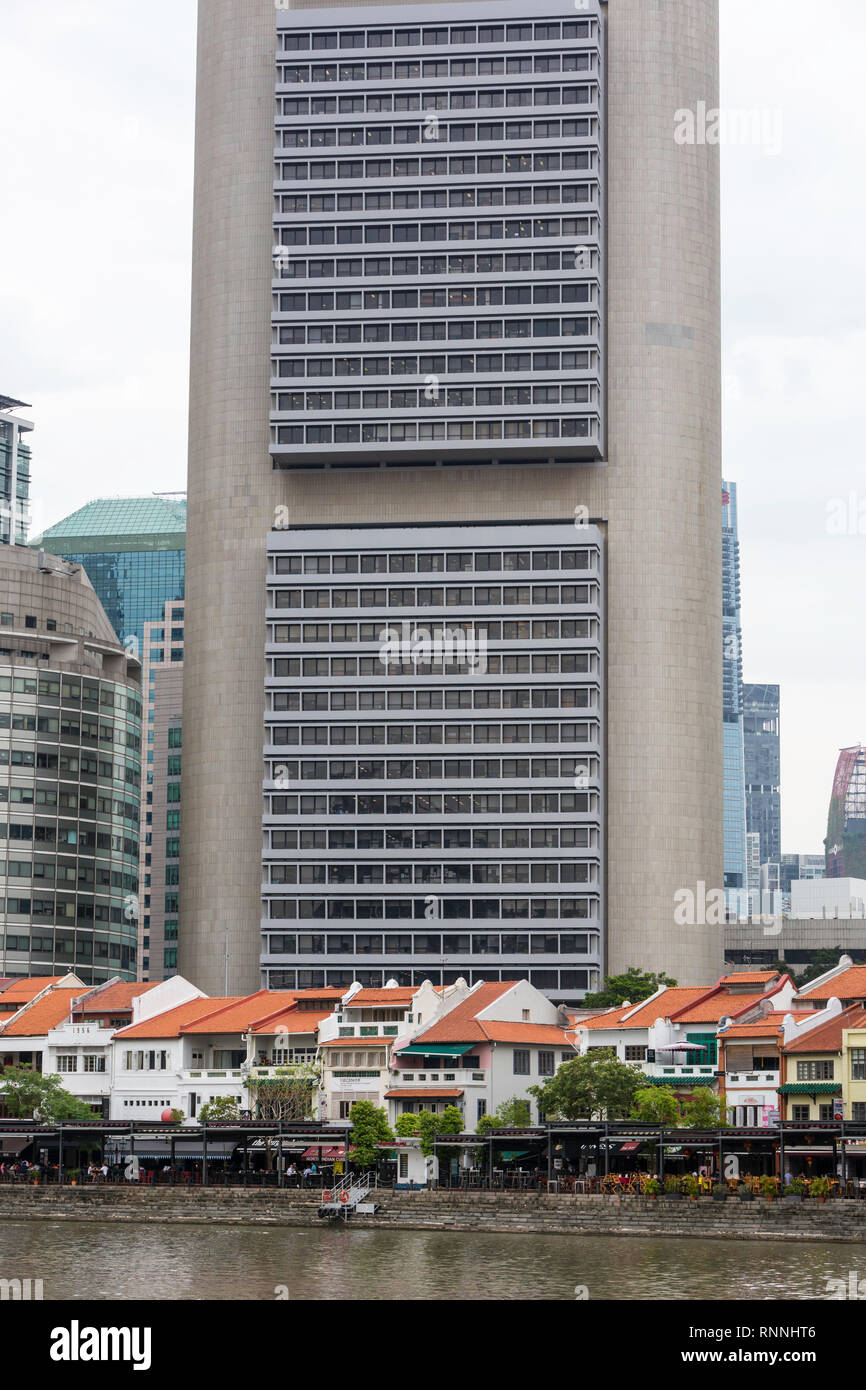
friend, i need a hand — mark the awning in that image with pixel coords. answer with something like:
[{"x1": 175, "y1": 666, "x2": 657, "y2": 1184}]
[
  {"x1": 658, "y1": 1043, "x2": 708, "y2": 1052},
  {"x1": 398, "y1": 1044, "x2": 473, "y2": 1057},
  {"x1": 301, "y1": 1146, "x2": 345, "y2": 1160},
  {"x1": 384, "y1": 1088, "x2": 464, "y2": 1099},
  {"x1": 105, "y1": 1141, "x2": 236, "y2": 1160},
  {"x1": 639, "y1": 1075, "x2": 716, "y2": 1086},
  {"x1": 779, "y1": 1083, "x2": 842, "y2": 1095}
]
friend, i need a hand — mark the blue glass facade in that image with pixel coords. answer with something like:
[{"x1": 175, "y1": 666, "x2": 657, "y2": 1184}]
[
  {"x1": 722, "y1": 481, "x2": 747, "y2": 892},
  {"x1": 33, "y1": 498, "x2": 187, "y2": 653}
]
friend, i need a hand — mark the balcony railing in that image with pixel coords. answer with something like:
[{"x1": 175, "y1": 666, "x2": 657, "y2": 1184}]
[
  {"x1": 642, "y1": 1064, "x2": 716, "y2": 1078},
  {"x1": 726, "y1": 1071, "x2": 780, "y2": 1085},
  {"x1": 390, "y1": 1070, "x2": 486, "y2": 1084}
]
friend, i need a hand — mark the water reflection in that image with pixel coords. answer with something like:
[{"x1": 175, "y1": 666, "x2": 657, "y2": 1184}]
[{"x1": 0, "y1": 1222, "x2": 855, "y2": 1300}]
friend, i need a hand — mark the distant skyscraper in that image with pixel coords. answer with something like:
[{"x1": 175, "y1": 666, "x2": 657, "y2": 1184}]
[
  {"x1": 0, "y1": 396, "x2": 32, "y2": 547},
  {"x1": 0, "y1": 546, "x2": 142, "y2": 982},
  {"x1": 722, "y1": 482, "x2": 747, "y2": 891},
  {"x1": 34, "y1": 497, "x2": 186, "y2": 653},
  {"x1": 743, "y1": 682, "x2": 781, "y2": 865},
  {"x1": 826, "y1": 746, "x2": 866, "y2": 879},
  {"x1": 140, "y1": 600, "x2": 184, "y2": 982}
]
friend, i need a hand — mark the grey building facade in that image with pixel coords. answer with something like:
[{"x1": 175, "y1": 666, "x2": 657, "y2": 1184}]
[
  {"x1": 0, "y1": 547, "x2": 142, "y2": 982},
  {"x1": 743, "y1": 682, "x2": 781, "y2": 866},
  {"x1": 264, "y1": 521, "x2": 603, "y2": 1000},
  {"x1": 181, "y1": 0, "x2": 724, "y2": 995}
]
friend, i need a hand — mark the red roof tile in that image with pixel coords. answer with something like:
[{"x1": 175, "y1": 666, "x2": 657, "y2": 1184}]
[
  {"x1": 783, "y1": 1004, "x2": 866, "y2": 1054},
  {"x1": 249, "y1": 1005, "x2": 335, "y2": 1036},
  {"x1": 670, "y1": 992, "x2": 767, "y2": 1024},
  {"x1": 721, "y1": 971, "x2": 779, "y2": 985},
  {"x1": 179, "y1": 991, "x2": 300, "y2": 1035},
  {"x1": 797, "y1": 966, "x2": 866, "y2": 1002},
  {"x1": 719, "y1": 1012, "x2": 788, "y2": 1039},
  {"x1": 0, "y1": 989, "x2": 80, "y2": 1036},
  {"x1": 384, "y1": 1088, "x2": 463, "y2": 1099},
  {"x1": 347, "y1": 988, "x2": 416, "y2": 1006},
  {"x1": 113, "y1": 997, "x2": 241, "y2": 1040},
  {"x1": 478, "y1": 1022, "x2": 572, "y2": 1045},
  {"x1": 411, "y1": 982, "x2": 515, "y2": 1044},
  {"x1": 0, "y1": 976, "x2": 68, "y2": 1003},
  {"x1": 73, "y1": 982, "x2": 160, "y2": 1015}
]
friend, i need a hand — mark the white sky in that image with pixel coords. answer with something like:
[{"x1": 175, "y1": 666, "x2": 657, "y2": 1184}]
[{"x1": 1, "y1": 0, "x2": 863, "y2": 856}]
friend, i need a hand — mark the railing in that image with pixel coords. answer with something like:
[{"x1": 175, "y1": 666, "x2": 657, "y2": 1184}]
[
  {"x1": 644, "y1": 1065, "x2": 716, "y2": 1078},
  {"x1": 726, "y1": 1071, "x2": 780, "y2": 1084}
]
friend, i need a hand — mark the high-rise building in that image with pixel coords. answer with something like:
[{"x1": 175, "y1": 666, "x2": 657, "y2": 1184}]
[
  {"x1": 743, "y1": 682, "x2": 781, "y2": 865},
  {"x1": 778, "y1": 853, "x2": 824, "y2": 895},
  {"x1": 140, "y1": 600, "x2": 184, "y2": 983},
  {"x1": 264, "y1": 522, "x2": 603, "y2": 1000},
  {"x1": 0, "y1": 396, "x2": 33, "y2": 547},
  {"x1": 0, "y1": 546, "x2": 142, "y2": 983},
  {"x1": 722, "y1": 481, "x2": 747, "y2": 892},
  {"x1": 182, "y1": 0, "x2": 724, "y2": 995},
  {"x1": 826, "y1": 746, "x2": 866, "y2": 879},
  {"x1": 34, "y1": 497, "x2": 186, "y2": 654}
]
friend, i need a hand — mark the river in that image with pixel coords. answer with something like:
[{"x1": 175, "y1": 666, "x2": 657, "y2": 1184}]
[{"x1": 0, "y1": 1221, "x2": 858, "y2": 1299}]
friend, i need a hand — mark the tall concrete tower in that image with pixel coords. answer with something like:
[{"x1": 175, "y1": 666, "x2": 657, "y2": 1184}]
[{"x1": 181, "y1": 0, "x2": 723, "y2": 994}]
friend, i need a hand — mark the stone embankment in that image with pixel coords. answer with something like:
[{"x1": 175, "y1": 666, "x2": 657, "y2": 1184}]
[{"x1": 3, "y1": 1185, "x2": 866, "y2": 1241}]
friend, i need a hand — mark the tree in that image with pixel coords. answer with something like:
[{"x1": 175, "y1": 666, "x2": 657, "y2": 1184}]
[
  {"x1": 529, "y1": 1050, "x2": 642, "y2": 1120},
  {"x1": 632, "y1": 1086, "x2": 681, "y2": 1124},
  {"x1": 247, "y1": 1070, "x2": 315, "y2": 1121},
  {"x1": 348, "y1": 1101, "x2": 393, "y2": 1167},
  {"x1": 167, "y1": 1108, "x2": 185, "y2": 1125},
  {"x1": 1, "y1": 1066, "x2": 94, "y2": 1123},
  {"x1": 198, "y1": 1097, "x2": 240, "y2": 1125},
  {"x1": 395, "y1": 1112, "x2": 420, "y2": 1137},
  {"x1": 791, "y1": 949, "x2": 845, "y2": 988},
  {"x1": 681, "y1": 1089, "x2": 728, "y2": 1129},
  {"x1": 583, "y1": 967, "x2": 677, "y2": 1009},
  {"x1": 477, "y1": 1097, "x2": 532, "y2": 1133}
]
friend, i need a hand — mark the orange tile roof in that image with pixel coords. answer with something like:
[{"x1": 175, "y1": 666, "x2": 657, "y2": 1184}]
[
  {"x1": 73, "y1": 982, "x2": 160, "y2": 1014},
  {"x1": 250, "y1": 1005, "x2": 335, "y2": 1036},
  {"x1": 579, "y1": 1005, "x2": 633, "y2": 1032},
  {"x1": 411, "y1": 982, "x2": 515, "y2": 1044},
  {"x1": 719, "y1": 1012, "x2": 788, "y2": 1039},
  {"x1": 113, "y1": 997, "x2": 241, "y2": 1040},
  {"x1": 618, "y1": 987, "x2": 710, "y2": 1029},
  {"x1": 0, "y1": 977, "x2": 67, "y2": 1003},
  {"x1": 347, "y1": 988, "x2": 416, "y2": 1006},
  {"x1": 384, "y1": 1088, "x2": 464, "y2": 1099},
  {"x1": 783, "y1": 1004, "x2": 866, "y2": 1054},
  {"x1": 179, "y1": 991, "x2": 300, "y2": 1035},
  {"x1": 0, "y1": 988, "x2": 80, "y2": 1036},
  {"x1": 670, "y1": 992, "x2": 767, "y2": 1024},
  {"x1": 478, "y1": 1022, "x2": 572, "y2": 1045},
  {"x1": 721, "y1": 971, "x2": 779, "y2": 985},
  {"x1": 797, "y1": 966, "x2": 866, "y2": 1002}
]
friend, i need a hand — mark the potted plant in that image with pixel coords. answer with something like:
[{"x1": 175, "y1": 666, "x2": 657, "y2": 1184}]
[
  {"x1": 784, "y1": 1177, "x2": 806, "y2": 1203},
  {"x1": 737, "y1": 1182, "x2": 754, "y2": 1202},
  {"x1": 760, "y1": 1174, "x2": 777, "y2": 1201},
  {"x1": 810, "y1": 1176, "x2": 831, "y2": 1203},
  {"x1": 643, "y1": 1177, "x2": 660, "y2": 1199},
  {"x1": 682, "y1": 1174, "x2": 699, "y2": 1200},
  {"x1": 712, "y1": 1182, "x2": 728, "y2": 1201},
  {"x1": 663, "y1": 1175, "x2": 682, "y2": 1200}
]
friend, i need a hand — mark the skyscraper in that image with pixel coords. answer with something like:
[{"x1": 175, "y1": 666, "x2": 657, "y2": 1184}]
[
  {"x1": 182, "y1": 0, "x2": 724, "y2": 995},
  {"x1": 722, "y1": 481, "x2": 747, "y2": 892},
  {"x1": 826, "y1": 747, "x2": 866, "y2": 879},
  {"x1": 140, "y1": 600, "x2": 184, "y2": 983},
  {"x1": 0, "y1": 396, "x2": 32, "y2": 548},
  {"x1": 0, "y1": 546, "x2": 142, "y2": 983},
  {"x1": 34, "y1": 497, "x2": 187, "y2": 655},
  {"x1": 743, "y1": 682, "x2": 781, "y2": 866}
]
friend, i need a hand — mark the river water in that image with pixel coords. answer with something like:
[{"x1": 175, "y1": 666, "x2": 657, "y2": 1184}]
[{"x1": 0, "y1": 1221, "x2": 858, "y2": 1299}]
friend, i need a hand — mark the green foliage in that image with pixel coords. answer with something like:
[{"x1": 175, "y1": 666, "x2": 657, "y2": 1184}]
[
  {"x1": 168, "y1": 1108, "x2": 185, "y2": 1125},
  {"x1": 631, "y1": 1085, "x2": 681, "y2": 1125},
  {"x1": 395, "y1": 1113, "x2": 420, "y2": 1137},
  {"x1": 348, "y1": 1101, "x2": 394, "y2": 1167},
  {"x1": 681, "y1": 1174, "x2": 699, "y2": 1197},
  {"x1": 809, "y1": 1176, "x2": 831, "y2": 1198},
  {"x1": 476, "y1": 1097, "x2": 532, "y2": 1133},
  {"x1": 197, "y1": 1097, "x2": 240, "y2": 1125},
  {"x1": 643, "y1": 1177, "x2": 660, "y2": 1196},
  {"x1": 413, "y1": 1105, "x2": 463, "y2": 1158},
  {"x1": 583, "y1": 967, "x2": 677, "y2": 1009},
  {"x1": 791, "y1": 949, "x2": 845, "y2": 988},
  {"x1": 1, "y1": 1066, "x2": 94, "y2": 1123},
  {"x1": 529, "y1": 1049, "x2": 642, "y2": 1121},
  {"x1": 247, "y1": 1070, "x2": 315, "y2": 1121},
  {"x1": 681, "y1": 1089, "x2": 728, "y2": 1129},
  {"x1": 663, "y1": 1175, "x2": 681, "y2": 1194}
]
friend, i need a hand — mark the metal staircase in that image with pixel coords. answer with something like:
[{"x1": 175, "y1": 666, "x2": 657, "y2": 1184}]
[{"x1": 319, "y1": 1173, "x2": 379, "y2": 1221}]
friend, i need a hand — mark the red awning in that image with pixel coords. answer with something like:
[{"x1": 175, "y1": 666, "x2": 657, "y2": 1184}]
[
  {"x1": 301, "y1": 1145, "x2": 345, "y2": 1160},
  {"x1": 384, "y1": 1088, "x2": 464, "y2": 1099}
]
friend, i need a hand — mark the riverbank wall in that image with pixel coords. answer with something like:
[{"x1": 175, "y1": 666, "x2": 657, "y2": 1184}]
[{"x1": 3, "y1": 1186, "x2": 866, "y2": 1242}]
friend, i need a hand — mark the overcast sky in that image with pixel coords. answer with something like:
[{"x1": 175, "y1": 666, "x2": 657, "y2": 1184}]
[{"x1": 1, "y1": 0, "x2": 863, "y2": 856}]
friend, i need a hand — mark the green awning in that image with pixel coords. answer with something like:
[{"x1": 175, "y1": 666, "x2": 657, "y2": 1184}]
[
  {"x1": 398, "y1": 1044, "x2": 473, "y2": 1057},
  {"x1": 778, "y1": 1082, "x2": 842, "y2": 1095}
]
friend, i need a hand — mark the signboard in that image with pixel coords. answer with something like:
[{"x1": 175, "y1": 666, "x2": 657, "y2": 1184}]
[{"x1": 834, "y1": 1099, "x2": 845, "y2": 1121}]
